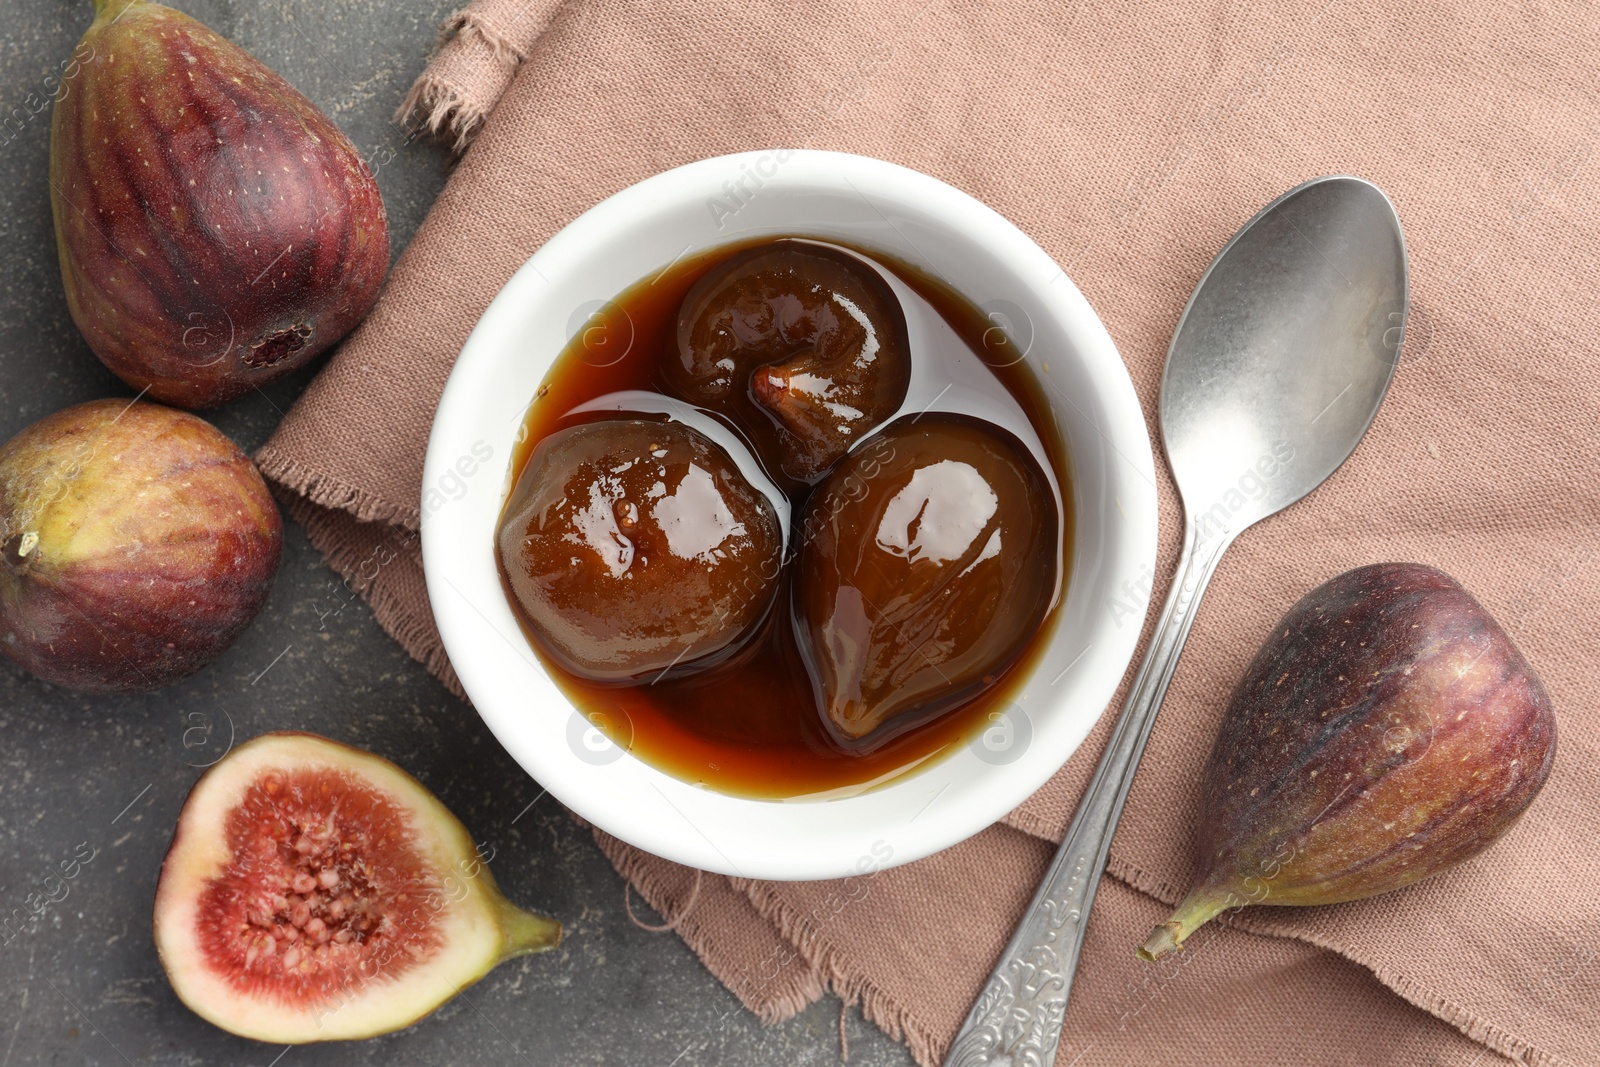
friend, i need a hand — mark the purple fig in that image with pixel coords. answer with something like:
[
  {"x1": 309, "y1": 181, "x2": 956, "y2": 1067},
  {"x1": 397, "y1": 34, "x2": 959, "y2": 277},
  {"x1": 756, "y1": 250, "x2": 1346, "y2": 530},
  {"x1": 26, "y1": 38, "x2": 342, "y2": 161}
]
[
  {"x1": 0, "y1": 399, "x2": 282, "y2": 692},
  {"x1": 1139, "y1": 563, "x2": 1555, "y2": 960},
  {"x1": 50, "y1": 0, "x2": 389, "y2": 408}
]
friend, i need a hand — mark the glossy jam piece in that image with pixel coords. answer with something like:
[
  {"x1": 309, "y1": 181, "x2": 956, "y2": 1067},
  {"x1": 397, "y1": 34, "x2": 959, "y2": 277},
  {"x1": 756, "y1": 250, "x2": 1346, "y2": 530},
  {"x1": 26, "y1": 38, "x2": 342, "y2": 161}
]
[
  {"x1": 794, "y1": 413, "x2": 1058, "y2": 742},
  {"x1": 496, "y1": 418, "x2": 781, "y2": 684},
  {"x1": 668, "y1": 240, "x2": 911, "y2": 484}
]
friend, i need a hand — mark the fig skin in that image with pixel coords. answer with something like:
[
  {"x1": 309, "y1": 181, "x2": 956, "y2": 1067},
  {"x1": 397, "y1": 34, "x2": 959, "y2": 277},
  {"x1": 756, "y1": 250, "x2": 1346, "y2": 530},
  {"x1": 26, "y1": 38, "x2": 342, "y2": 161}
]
[
  {"x1": 668, "y1": 240, "x2": 911, "y2": 484},
  {"x1": 153, "y1": 732, "x2": 561, "y2": 1043},
  {"x1": 498, "y1": 418, "x2": 782, "y2": 684},
  {"x1": 1140, "y1": 563, "x2": 1556, "y2": 961},
  {"x1": 0, "y1": 399, "x2": 281, "y2": 692},
  {"x1": 794, "y1": 413, "x2": 1058, "y2": 743},
  {"x1": 50, "y1": 0, "x2": 390, "y2": 408}
]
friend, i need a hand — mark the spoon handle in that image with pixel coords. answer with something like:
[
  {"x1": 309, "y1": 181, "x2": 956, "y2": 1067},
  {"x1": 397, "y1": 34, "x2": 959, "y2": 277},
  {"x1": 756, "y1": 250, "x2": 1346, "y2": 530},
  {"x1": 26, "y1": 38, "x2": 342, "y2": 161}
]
[{"x1": 943, "y1": 520, "x2": 1230, "y2": 1067}]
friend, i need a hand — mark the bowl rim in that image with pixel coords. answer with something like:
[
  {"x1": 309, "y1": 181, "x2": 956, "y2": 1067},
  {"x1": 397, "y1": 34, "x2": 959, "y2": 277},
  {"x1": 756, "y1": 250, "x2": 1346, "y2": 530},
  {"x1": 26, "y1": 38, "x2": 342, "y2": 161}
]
[{"x1": 421, "y1": 149, "x2": 1157, "y2": 880}]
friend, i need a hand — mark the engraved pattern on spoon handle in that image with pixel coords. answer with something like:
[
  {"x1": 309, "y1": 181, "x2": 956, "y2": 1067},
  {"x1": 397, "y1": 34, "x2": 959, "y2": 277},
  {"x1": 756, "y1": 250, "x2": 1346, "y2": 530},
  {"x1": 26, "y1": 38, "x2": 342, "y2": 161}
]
[{"x1": 943, "y1": 521, "x2": 1231, "y2": 1067}]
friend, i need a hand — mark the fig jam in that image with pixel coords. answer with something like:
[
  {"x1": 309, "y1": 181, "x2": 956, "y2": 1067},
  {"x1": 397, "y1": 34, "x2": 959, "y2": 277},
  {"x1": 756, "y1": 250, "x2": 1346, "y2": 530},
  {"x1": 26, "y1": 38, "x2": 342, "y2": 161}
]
[{"x1": 501, "y1": 237, "x2": 1072, "y2": 799}]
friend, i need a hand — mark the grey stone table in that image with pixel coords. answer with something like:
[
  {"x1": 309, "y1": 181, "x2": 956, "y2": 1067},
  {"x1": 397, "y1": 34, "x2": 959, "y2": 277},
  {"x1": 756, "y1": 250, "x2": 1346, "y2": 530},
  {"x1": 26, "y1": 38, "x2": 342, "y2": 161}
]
[{"x1": 0, "y1": 2, "x2": 915, "y2": 1064}]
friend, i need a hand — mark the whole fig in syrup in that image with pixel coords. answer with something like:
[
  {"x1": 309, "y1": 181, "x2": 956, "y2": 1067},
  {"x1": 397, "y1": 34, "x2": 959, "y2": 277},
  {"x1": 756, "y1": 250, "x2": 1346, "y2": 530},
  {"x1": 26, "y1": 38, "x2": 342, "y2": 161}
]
[
  {"x1": 1139, "y1": 563, "x2": 1556, "y2": 960},
  {"x1": 50, "y1": 0, "x2": 390, "y2": 408},
  {"x1": 497, "y1": 418, "x2": 781, "y2": 683},
  {"x1": 794, "y1": 413, "x2": 1058, "y2": 742},
  {"x1": 669, "y1": 240, "x2": 911, "y2": 484}
]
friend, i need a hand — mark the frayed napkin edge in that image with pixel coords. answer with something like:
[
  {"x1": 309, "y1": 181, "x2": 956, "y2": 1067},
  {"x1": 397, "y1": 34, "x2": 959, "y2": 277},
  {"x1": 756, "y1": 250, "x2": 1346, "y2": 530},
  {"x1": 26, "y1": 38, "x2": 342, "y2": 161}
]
[{"x1": 396, "y1": 3, "x2": 564, "y2": 154}]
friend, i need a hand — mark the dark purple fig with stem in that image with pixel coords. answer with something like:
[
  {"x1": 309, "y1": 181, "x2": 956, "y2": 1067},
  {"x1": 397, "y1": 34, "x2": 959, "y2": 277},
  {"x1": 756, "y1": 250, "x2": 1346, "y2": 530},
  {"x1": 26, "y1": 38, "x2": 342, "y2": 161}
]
[
  {"x1": 1139, "y1": 563, "x2": 1555, "y2": 961},
  {"x1": 50, "y1": 0, "x2": 389, "y2": 408}
]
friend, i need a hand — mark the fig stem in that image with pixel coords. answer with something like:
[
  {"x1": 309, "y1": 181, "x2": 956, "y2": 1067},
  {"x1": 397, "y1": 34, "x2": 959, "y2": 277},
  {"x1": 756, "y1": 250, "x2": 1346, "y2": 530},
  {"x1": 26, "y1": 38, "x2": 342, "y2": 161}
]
[
  {"x1": 496, "y1": 898, "x2": 562, "y2": 962},
  {"x1": 1136, "y1": 885, "x2": 1232, "y2": 962},
  {"x1": 92, "y1": 0, "x2": 142, "y2": 17},
  {"x1": 3, "y1": 532, "x2": 39, "y2": 568}
]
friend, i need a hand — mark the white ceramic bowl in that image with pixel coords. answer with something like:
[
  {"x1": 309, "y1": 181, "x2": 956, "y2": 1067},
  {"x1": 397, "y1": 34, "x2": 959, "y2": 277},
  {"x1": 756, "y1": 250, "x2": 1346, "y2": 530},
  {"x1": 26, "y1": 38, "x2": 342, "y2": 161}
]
[{"x1": 422, "y1": 150, "x2": 1156, "y2": 880}]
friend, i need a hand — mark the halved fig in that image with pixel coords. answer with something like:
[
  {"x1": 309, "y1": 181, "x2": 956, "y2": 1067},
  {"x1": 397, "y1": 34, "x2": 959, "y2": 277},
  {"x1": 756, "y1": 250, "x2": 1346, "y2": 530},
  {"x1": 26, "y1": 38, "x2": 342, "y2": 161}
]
[{"x1": 154, "y1": 732, "x2": 560, "y2": 1043}]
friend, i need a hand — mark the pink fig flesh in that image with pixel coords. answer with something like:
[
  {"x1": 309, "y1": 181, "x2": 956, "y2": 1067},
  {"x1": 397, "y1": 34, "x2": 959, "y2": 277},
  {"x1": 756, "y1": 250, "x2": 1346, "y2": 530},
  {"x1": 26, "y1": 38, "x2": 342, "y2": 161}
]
[
  {"x1": 0, "y1": 399, "x2": 281, "y2": 692},
  {"x1": 1140, "y1": 563, "x2": 1555, "y2": 961}
]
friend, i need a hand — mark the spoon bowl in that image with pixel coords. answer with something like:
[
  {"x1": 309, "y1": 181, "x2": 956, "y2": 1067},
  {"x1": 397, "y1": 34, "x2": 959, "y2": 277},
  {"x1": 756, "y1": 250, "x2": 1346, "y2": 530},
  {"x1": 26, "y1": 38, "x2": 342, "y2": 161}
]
[{"x1": 1164, "y1": 178, "x2": 1407, "y2": 534}]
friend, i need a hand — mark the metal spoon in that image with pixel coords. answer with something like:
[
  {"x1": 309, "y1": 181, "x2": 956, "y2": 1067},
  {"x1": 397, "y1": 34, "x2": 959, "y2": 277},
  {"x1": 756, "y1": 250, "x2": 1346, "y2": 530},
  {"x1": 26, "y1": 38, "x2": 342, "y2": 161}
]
[{"x1": 943, "y1": 175, "x2": 1408, "y2": 1067}]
